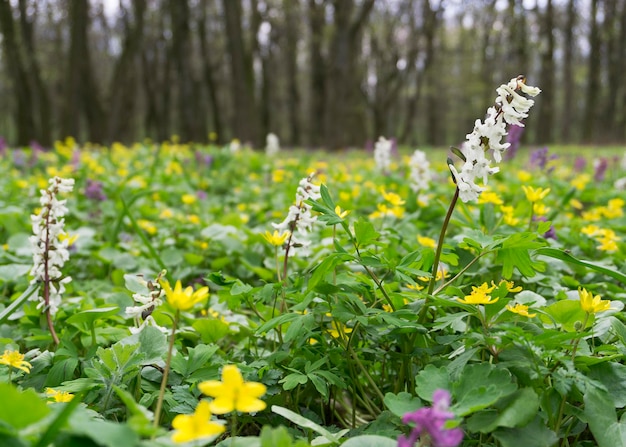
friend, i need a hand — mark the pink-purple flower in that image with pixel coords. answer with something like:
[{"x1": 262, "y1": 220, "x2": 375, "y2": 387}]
[{"x1": 398, "y1": 389, "x2": 463, "y2": 447}]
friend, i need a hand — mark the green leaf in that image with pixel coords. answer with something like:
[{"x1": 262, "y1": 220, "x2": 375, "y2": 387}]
[
  {"x1": 320, "y1": 184, "x2": 336, "y2": 210},
  {"x1": 536, "y1": 247, "x2": 626, "y2": 284},
  {"x1": 193, "y1": 319, "x2": 230, "y2": 344},
  {"x1": 342, "y1": 435, "x2": 397, "y2": 447},
  {"x1": 259, "y1": 425, "x2": 297, "y2": 447},
  {"x1": 45, "y1": 358, "x2": 79, "y2": 387},
  {"x1": 539, "y1": 300, "x2": 588, "y2": 332},
  {"x1": 354, "y1": 219, "x2": 380, "y2": 247},
  {"x1": 66, "y1": 407, "x2": 140, "y2": 447},
  {"x1": 231, "y1": 280, "x2": 253, "y2": 295},
  {"x1": 466, "y1": 388, "x2": 539, "y2": 433},
  {"x1": 66, "y1": 307, "x2": 119, "y2": 328},
  {"x1": 492, "y1": 415, "x2": 557, "y2": 447},
  {"x1": 588, "y1": 362, "x2": 626, "y2": 408},
  {"x1": 583, "y1": 387, "x2": 626, "y2": 447},
  {"x1": 0, "y1": 384, "x2": 50, "y2": 430},
  {"x1": 383, "y1": 392, "x2": 423, "y2": 418},
  {"x1": 271, "y1": 406, "x2": 343, "y2": 445},
  {"x1": 119, "y1": 326, "x2": 168, "y2": 365},
  {"x1": 414, "y1": 365, "x2": 450, "y2": 401},
  {"x1": 496, "y1": 232, "x2": 545, "y2": 278},
  {"x1": 0, "y1": 283, "x2": 39, "y2": 324},
  {"x1": 280, "y1": 373, "x2": 308, "y2": 391},
  {"x1": 0, "y1": 265, "x2": 31, "y2": 282},
  {"x1": 452, "y1": 364, "x2": 516, "y2": 416},
  {"x1": 308, "y1": 253, "x2": 353, "y2": 291}
]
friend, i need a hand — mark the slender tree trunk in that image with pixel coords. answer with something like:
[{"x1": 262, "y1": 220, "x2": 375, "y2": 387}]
[
  {"x1": 107, "y1": 0, "x2": 146, "y2": 143},
  {"x1": 197, "y1": 1, "x2": 224, "y2": 143},
  {"x1": 284, "y1": 0, "x2": 301, "y2": 146},
  {"x1": 535, "y1": 0, "x2": 554, "y2": 143},
  {"x1": 560, "y1": 0, "x2": 576, "y2": 142},
  {"x1": 0, "y1": 0, "x2": 36, "y2": 145},
  {"x1": 582, "y1": 0, "x2": 600, "y2": 142},
  {"x1": 308, "y1": 0, "x2": 326, "y2": 148},
  {"x1": 17, "y1": 0, "x2": 52, "y2": 145},
  {"x1": 222, "y1": 0, "x2": 260, "y2": 146}
]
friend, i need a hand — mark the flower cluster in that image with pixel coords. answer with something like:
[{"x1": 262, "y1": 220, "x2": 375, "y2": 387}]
[
  {"x1": 265, "y1": 132, "x2": 280, "y2": 156},
  {"x1": 125, "y1": 271, "x2": 168, "y2": 334},
  {"x1": 29, "y1": 176, "x2": 74, "y2": 315},
  {"x1": 398, "y1": 389, "x2": 463, "y2": 447},
  {"x1": 171, "y1": 364, "x2": 266, "y2": 444},
  {"x1": 449, "y1": 76, "x2": 541, "y2": 202},
  {"x1": 374, "y1": 136, "x2": 392, "y2": 174},
  {"x1": 272, "y1": 173, "x2": 321, "y2": 256},
  {"x1": 408, "y1": 149, "x2": 432, "y2": 194}
]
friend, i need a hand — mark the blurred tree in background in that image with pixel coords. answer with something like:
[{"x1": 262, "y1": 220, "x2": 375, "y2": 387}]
[{"x1": 0, "y1": 0, "x2": 624, "y2": 149}]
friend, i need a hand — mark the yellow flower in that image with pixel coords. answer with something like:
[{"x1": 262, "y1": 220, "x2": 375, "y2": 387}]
[
  {"x1": 581, "y1": 225, "x2": 600, "y2": 236},
  {"x1": 578, "y1": 288, "x2": 610, "y2": 314},
  {"x1": 58, "y1": 232, "x2": 79, "y2": 247},
  {"x1": 406, "y1": 283, "x2": 424, "y2": 291},
  {"x1": 171, "y1": 400, "x2": 225, "y2": 444},
  {"x1": 137, "y1": 219, "x2": 157, "y2": 235},
  {"x1": 188, "y1": 214, "x2": 200, "y2": 225},
  {"x1": 0, "y1": 350, "x2": 32, "y2": 373},
  {"x1": 533, "y1": 203, "x2": 550, "y2": 216},
  {"x1": 182, "y1": 194, "x2": 197, "y2": 205},
  {"x1": 517, "y1": 170, "x2": 532, "y2": 182},
  {"x1": 160, "y1": 208, "x2": 174, "y2": 219},
  {"x1": 328, "y1": 321, "x2": 353, "y2": 338},
  {"x1": 417, "y1": 236, "x2": 436, "y2": 248},
  {"x1": 457, "y1": 283, "x2": 498, "y2": 305},
  {"x1": 496, "y1": 280, "x2": 523, "y2": 293},
  {"x1": 522, "y1": 186, "x2": 550, "y2": 203},
  {"x1": 570, "y1": 173, "x2": 590, "y2": 190},
  {"x1": 161, "y1": 280, "x2": 209, "y2": 311},
  {"x1": 381, "y1": 189, "x2": 406, "y2": 206},
  {"x1": 199, "y1": 365, "x2": 267, "y2": 414},
  {"x1": 570, "y1": 199, "x2": 583, "y2": 210},
  {"x1": 45, "y1": 388, "x2": 74, "y2": 403},
  {"x1": 334, "y1": 206, "x2": 350, "y2": 219},
  {"x1": 506, "y1": 303, "x2": 537, "y2": 318},
  {"x1": 478, "y1": 191, "x2": 503, "y2": 205},
  {"x1": 262, "y1": 230, "x2": 289, "y2": 247}
]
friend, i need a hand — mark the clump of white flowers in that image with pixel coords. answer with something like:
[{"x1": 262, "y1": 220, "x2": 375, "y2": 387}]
[
  {"x1": 30, "y1": 177, "x2": 74, "y2": 344},
  {"x1": 272, "y1": 173, "x2": 321, "y2": 257},
  {"x1": 408, "y1": 149, "x2": 432, "y2": 193},
  {"x1": 125, "y1": 271, "x2": 168, "y2": 334},
  {"x1": 374, "y1": 136, "x2": 392, "y2": 174},
  {"x1": 265, "y1": 132, "x2": 281, "y2": 156},
  {"x1": 449, "y1": 76, "x2": 541, "y2": 202}
]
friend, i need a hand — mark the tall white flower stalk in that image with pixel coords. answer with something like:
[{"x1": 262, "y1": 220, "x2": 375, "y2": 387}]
[
  {"x1": 272, "y1": 173, "x2": 321, "y2": 278},
  {"x1": 30, "y1": 176, "x2": 74, "y2": 345},
  {"x1": 125, "y1": 271, "x2": 168, "y2": 335},
  {"x1": 374, "y1": 136, "x2": 392, "y2": 174},
  {"x1": 449, "y1": 75, "x2": 541, "y2": 203},
  {"x1": 408, "y1": 149, "x2": 432, "y2": 196},
  {"x1": 419, "y1": 76, "x2": 540, "y2": 324}
]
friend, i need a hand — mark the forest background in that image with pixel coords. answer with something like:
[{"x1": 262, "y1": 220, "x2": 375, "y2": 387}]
[{"x1": 0, "y1": 0, "x2": 624, "y2": 150}]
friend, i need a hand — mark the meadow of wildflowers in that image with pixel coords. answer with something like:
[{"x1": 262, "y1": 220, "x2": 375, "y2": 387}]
[{"x1": 0, "y1": 78, "x2": 626, "y2": 447}]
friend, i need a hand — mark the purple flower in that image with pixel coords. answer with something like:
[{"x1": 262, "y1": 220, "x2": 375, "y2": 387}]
[
  {"x1": 529, "y1": 146, "x2": 557, "y2": 172},
  {"x1": 84, "y1": 179, "x2": 107, "y2": 201},
  {"x1": 504, "y1": 125, "x2": 524, "y2": 161},
  {"x1": 0, "y1": 136, "x2": 7, "y2": 156},
  {"x1": 194, "y1": 150, "x2": 213, "y2": 166},
  {"x1": 398, "y1": 389, "x2": 463, "y2": 447},
  {"x1": 573, "y1": 156, "x2": 586, "y2": 172},
  {"x1": 593, "y1": 158, "x2": 608, "y2": 182}
]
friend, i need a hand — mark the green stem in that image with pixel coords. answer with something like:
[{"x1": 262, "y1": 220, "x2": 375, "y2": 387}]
[
  {"x1": 419, "y1": 187, "x2": 459, "y2": 323},
  {"x1": 153, "y1": 310, "x2": 179, "y2": 430}
]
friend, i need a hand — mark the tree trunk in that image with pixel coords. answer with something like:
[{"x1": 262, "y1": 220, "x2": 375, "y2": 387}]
[
  {"x1": 284, "y1": 0, "x2": 301, "y2": 146},
  {"x1": 535, "y1": 0, "x2": 554, "y2": 143},
  {"x1": 560, "y1": 0, "x2": 576, "y2": 142},
  {"x1": 222, "y1": 0, "x2": 260, "y2": 146},
  {"x1": 0, "y1": 0, "x2": 36, "y2": 145},
  {"x1": 308, "y1": 0, "x2": 326, "y2": 148},
  {"x1": 582, "y1": 0, "x2": 600, "y2": 142}
]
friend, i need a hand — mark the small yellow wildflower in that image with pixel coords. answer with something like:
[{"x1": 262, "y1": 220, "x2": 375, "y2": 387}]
[
  {"x1": 335, "y1": 206, "x2": 350, "y2": 219},
  {"x1": 406, "y1": 283, "x2": 424, "y2": 291},
  {"x1": 0, "y1": 350, "x2": 32, "y2": 373},
  {"x1": 381, "y1": 189, "x2": 406, "y2": 206},
  {"x1": 58, "y1": 232, "x2": 79, "y2": 246},
  {"x1": 506, "y1": 303, "x2": 537, "y2": 318},
  {"x1": 496, "y1": 280, "x2": 523, "y2": 293},
  {"x1": 159, "y1": 208, "x2": 174, "y2": 219},
  {"x1": 522, "y1": 186, "x2": 550, "y2": 203},
  {"x1": 188, "y1": 214, "x2": 201, "y2": 225},
  {"x1": 417, "y1": 236, "x2": 436, "y2": 248},
  {"x1": 181, "y1": 194, "x2": 197, "y2": 205},
  {"x1": 45, "y1": 388, "x2": 74, "y2": 403},
  {"x1": 328, "y1": 321, "x2": 353, "y2": 338},
  {"x1": 578, "y1": 288, "x2": 610, "y2": 314},
  {"x1": 457, "y1": 283, "x2": 498, "y2": 305},
  {"x1": 171, "y1": 400, "x2": 225, "y2": 444},
  {"x1": 137, "y1": 219, "x2": 157, "y2": 235},
  {"x1": 478, "y1": 191, "x2": 504, "y2": 206},
  {"x1": 570, "y1": 199, "x2": 583, "y2": 210},
  {"x1": 581, "y1": 224, "x2": 600, "y2": 236},
  {"x1": 533, "y1": 203, "x2": 550, "y2": 216},
  {"x1": 570, "y1": 173, "x2": 590, "y2": 190},
  {"x1": 262, "y1": 230, "x2": 289, "y2": 246},
  {"x1": 517, "y1": 170, "x2": 532, "y2": 182},
  {"x1": 199, "y1": 365, "x2": 267, "y2": 414},
  {"x1": 339, "y1": 191, "x2": 351, "y2": 202},
  {"x1": 272, "y1": 169, "x2": 286, "y2": 183},
  {"x1": 161, "y1": 280, "x2": 209, "y2": 311}
]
